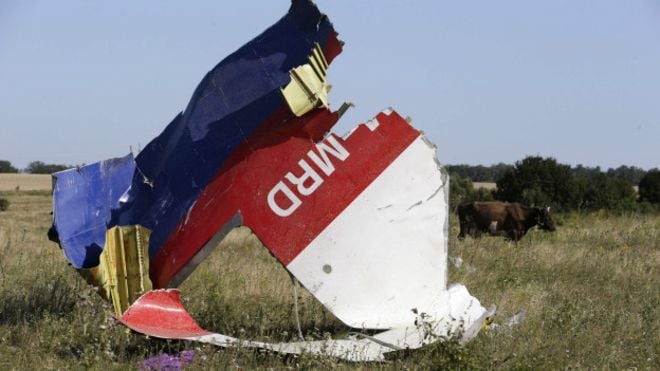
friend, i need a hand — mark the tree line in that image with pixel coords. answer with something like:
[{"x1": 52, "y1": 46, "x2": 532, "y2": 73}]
[
  {"x1": 449, "y1": 156, "x2": 660, "y2": 213},
  {"x1": 0, "y1": 160, "x2": 70, "y2": 174},
  {"x1": 447, "y1": 163, "x2": 648, "y2": 185},
  {"x1": 2, "y1": 157, "x2": 659, "y2": 212}
]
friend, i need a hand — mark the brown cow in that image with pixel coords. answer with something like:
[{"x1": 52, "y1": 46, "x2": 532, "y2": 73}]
[{"x1": 457, "y1": 201, "x2": 556, "y2": 242}]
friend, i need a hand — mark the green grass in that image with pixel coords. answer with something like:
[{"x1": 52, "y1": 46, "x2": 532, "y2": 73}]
[{"x1": 0, "y1": 191, "x2": 658, "y2": 369}]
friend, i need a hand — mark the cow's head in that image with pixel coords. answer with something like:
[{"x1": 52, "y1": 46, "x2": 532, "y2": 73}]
[{"x1": 536, "y1": 207, "x2": 556, "y2": 232}]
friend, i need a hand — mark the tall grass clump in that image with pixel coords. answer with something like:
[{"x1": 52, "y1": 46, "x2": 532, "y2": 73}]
[{"x1": 0, "y1": 190, "x2": 658, "y2": 369}]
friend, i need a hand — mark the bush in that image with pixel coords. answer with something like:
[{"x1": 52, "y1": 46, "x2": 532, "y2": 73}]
[
  {"x1": 638, "y1": 169, "x2": 660, "y2": 204},
  {"x1": 0, "y1": 198, "x2": 9, "y2": 211},
  {"x1": 579, "y1": 173, "x2": 637, "y2": 212},
  {"x1": 449, "y1": 173, "x2": 474, "y2": 211},
  {"x1": 446, "y1": 163, "x2": 513, "y2": 182},
  {"x1": 495, "y1": 156, "x2": 581, "y2": 210},
  {"x1": 25, "y1": 161, "x2": 69, "y2": 174},
  {"x1": 0, "y1": 160, "x2": 19, "y2": 173},
  {"x1": 449, "y1": 172, "x2": 494, "y2": 211},
  {"x1": 606, "y1": 165, "x2": 647, "y2": 185}
]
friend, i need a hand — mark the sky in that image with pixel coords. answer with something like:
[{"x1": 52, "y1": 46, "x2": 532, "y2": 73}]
[{"x1": 1, "y1": 0, "x2": 659, "y2": 170}]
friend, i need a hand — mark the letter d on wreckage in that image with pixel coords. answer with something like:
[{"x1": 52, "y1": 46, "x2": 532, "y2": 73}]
[
  {"x1": 48, "y1": 0, "x2": 492, "y2": 361},
  {"x1": 267, "y1": 135, "x2": 350, "y2": 217},
  {"x1": 268, "y1": 181, "x2": 302, "y2": 217}
]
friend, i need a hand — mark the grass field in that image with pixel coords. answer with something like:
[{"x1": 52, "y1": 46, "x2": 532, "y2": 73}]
[
  {"x1": 0, "y1": 174, "x2": 51, "y2": 191},
  {"x1": 0, "y1": 190, "x2": 658, "y2": 370},
  {"x1": 473, "y1": 182, "x2": 496, "y2": 191},
  {"x1": 472, "y1": 181, "x2": 640, "y2": 194}
]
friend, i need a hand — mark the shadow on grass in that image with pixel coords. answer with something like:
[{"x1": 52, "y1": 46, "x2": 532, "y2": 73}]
[{"x1": 0, "y1": 277, "x2": 77, "y2": 325}]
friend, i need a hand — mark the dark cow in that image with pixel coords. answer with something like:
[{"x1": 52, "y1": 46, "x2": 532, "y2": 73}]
[{"x1": 457, "y1": 201, "x2": 556, "y2": 242}]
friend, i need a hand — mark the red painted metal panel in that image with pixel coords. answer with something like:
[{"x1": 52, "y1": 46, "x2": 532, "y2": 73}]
[
  {"x1": 151, "y1": 109, "x2": 418, "y2": 287},
  {"x1": 117, "y1": 289, "x2": 209, "y2": 339}
]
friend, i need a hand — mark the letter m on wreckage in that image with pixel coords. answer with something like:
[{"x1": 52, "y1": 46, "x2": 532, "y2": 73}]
[{"x1": 49, "y1": 0, "x2": 491, "y2": 361}]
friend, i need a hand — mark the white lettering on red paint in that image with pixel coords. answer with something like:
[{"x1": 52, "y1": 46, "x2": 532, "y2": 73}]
[
  {"x1": 267, "y1": 181, "x2": 302, "y2": 217},
  {"x1": 267, "y1": 136, "x2": 350, "y2": 217},
  {"x1": 307, "y1": 136, "x2": 349, "y2": 176}
]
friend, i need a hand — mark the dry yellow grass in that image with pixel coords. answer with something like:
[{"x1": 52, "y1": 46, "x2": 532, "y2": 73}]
[
  {"x1": 0, "y1": 191, "x2": 658, "y2": 369},
  {"x1": 473, "y1": 181, "x2": 641, "y2": 194},
  {"x1": 0, "y1": 174, "x2": 52, "y2": 191},
  {"x1": 473, "y1": 181, "x2": 496, "y2": 190}
]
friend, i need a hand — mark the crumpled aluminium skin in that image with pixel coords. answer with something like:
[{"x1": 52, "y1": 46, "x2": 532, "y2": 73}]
[
  {"x1": 52, "y1": 0, "x2": 342, "y2": 276},
  {"x1": 50, "y1": 0, "x2": 491, "y2": 361}
]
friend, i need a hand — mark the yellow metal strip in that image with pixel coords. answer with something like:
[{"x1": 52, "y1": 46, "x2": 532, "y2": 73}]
[
  {"x1": 77, "y1": 265, "x2": 109, "y2": 300},
  {"x1": 313, "y1": 42, "x2": 329, "y2": 69},
  {"x1": 77, "y1": 225, "x2": 152, "y2": 315},
  {"x1": 281, "y1": 43, "x2": 331, "y2": 117},
  {"x1": 308, "y1": 56, "x2": 325, "y2": 83}
]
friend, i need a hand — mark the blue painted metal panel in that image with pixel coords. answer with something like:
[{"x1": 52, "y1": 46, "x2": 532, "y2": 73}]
[
  {"x1": 51, "y1": 0, "x2": 339, "y2": 268},
  {"x1": 52, "y1": 154, "x2": 135, "y2": 268},
  {"x1": 110, "y1": 0, "x2": 337, "y2": 257}
]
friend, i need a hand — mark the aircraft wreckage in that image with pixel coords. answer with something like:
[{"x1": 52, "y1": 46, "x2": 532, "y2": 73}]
[{"x1": 49, "y1": 0, "x2": 493, "y2": 362}]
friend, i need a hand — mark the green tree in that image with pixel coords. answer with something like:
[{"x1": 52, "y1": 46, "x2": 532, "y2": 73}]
[
  {"x1": 449, "y1": 173, "x2": 474, "y2": 212},
  {"x1": 638, "y1": 169, "x2": 660, "y2": 204},
  {"x1": 25, "y1": 161, "x2": 69, "y2": 174},
  {"x1": 449, "y1": 172, "x2": 494, "y2": 211},
  {"x1": 0, "y1": 160, "x2": 19, "y2": 173},
  {"x1": 495, "y1": 156, "x2": 581, "y2": 210},
  {"x1": 580, "y1": 172, "x2": 637, "y2": 211},
  {"x1": 572, "y1": 164, "x2": 602, "y2": 180},
  {"x1": 606, "y1": 165, "x2": 647, "y2": 185},
  {"x1": 446, "y1": 163, "x2": 513, "y2": 182}
]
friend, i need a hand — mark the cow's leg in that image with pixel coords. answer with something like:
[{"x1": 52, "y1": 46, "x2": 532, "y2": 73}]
[
  {"x1": 506, "y1": 228, "x2": 520, "y2": 246},
  {"x1": 488, "y1": 221, "x2": 498, "y2": 235},
  {"x1": 513, "y1": 229, "x2": 523, "y2": 247},
  {"x1": 458, "y1": 220, "x2": 466, "y2": 240}
]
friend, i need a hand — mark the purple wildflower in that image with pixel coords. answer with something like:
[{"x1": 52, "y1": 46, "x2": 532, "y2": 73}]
[{"x1": 140, "y1": 350, "x2": 196, "y2": 371}]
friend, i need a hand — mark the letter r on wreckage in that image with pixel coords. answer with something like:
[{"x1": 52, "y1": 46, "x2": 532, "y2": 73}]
[{"x1": 49, "y1": 0, "x2": 491, "y2": 361}]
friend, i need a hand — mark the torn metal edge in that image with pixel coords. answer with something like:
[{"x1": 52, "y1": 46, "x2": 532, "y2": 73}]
[{"x1": 167, "y1": 212, "x2": 243, "y2": 288}]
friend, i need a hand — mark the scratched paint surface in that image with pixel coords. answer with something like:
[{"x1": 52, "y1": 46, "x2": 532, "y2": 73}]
[
  {"x1": 166, "y1": 109, "x2": 451, "y2": 328},
  {"x1": 49, "y1": 0, "x2": 489, "y2": 361},
  {"x1": 51, "y1": 0, "x2": 342, "y2": 279}
]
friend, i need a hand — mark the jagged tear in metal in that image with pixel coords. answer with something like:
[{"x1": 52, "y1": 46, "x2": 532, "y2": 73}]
[{"x1": 49, "y1": 0, "x2": 491, "y2": 361}]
